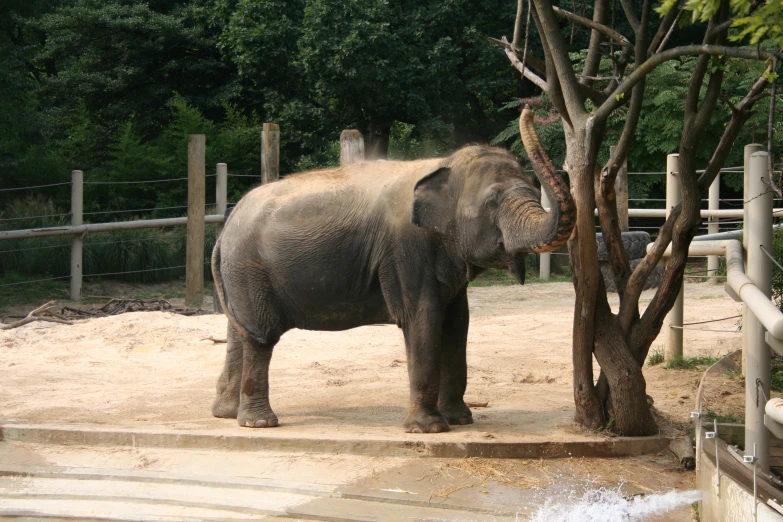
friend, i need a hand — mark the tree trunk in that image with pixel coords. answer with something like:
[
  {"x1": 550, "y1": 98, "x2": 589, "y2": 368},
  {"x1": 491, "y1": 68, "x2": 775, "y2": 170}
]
[{"x1": 365, "y1": 119, "x2": 391, "y2": 160}]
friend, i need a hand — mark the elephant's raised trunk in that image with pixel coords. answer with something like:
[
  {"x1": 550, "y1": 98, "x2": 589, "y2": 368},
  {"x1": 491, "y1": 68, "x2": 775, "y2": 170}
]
[{"x1": 502, "y1": 106, "x2": 575, "y2": 254}]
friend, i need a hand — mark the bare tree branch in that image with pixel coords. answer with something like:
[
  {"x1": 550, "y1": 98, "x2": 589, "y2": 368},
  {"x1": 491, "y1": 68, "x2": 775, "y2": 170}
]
[
  {"x1": 1, "y1": 300, "x2": 73, "y2": 330},
  {"x1": 648, "y1": 2, "x2": 682, "y2": 54},
  {"x1": 488, "y1": 37, "x2": 547, "y2": 76},
  {"x1": 552, "y1": 4, "x2": 631, "y2": 47},
  {"x1": 654, "y1": 8, "x2": 682, "y2": 53},
  {"x1": 532, "y1": 0, "x2": 588, "y2": 121},
  {"x1": 592, "y1": 45, "x2": 781, "y2": 124},
  {"x1": 581, "y1": 0, "x2": 609, "y2": 86},
  {"x1": 513, "y1": 0, "x2": 526, "y2": 47},
  {"x1": 619, "y1": 0, "x2": 640, "y2": 33},
  {"x1": 500, "y1": 37, "x2": 549, "y2": 91},
  {"x1": 530, "y1": 2, "x2": 572, "y2": 127}
]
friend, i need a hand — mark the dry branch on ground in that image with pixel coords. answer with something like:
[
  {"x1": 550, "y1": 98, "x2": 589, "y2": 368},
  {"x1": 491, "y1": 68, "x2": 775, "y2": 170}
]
[{"x1": 1, "y1": 301, "x2": 73, "y2": 330}]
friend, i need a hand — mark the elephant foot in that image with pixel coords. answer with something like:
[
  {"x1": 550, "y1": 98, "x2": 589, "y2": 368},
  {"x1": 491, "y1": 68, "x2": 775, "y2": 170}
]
[
  {"x1": 211, "y1": 394, "x2": 239, "y2": 419},
  {"x1": 237, "y1": 408, "x2": 279, "y2": 428},
  {"x1": 403, "y1": 410, "x2": 450, "y2": 434},
  {"x1": 439, "y1": 401, "x2": 473, "y2": 426}
]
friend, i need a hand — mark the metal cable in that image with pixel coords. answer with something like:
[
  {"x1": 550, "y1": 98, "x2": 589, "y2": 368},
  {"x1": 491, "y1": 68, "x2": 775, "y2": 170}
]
[
  {"x1": 84, "y1": 174, "x2": 218, "y2": 185},
  {"x1": 83, "y1": 205, "x2": 190, "y2": 216},
  {"x1": 83, "y1": 265, "x2": 186, "y2": 278},
  {"x1": 84, "y1": 177, "x2": 189, "y2": 185},
  {"x1": 682, "y1": 314, "x2": 742, "y2": 326},
  {"x1": 0, "y1": 212, "x2": 72, "y2": 222},
  {"x1": 0, "y1": 275, "x2": 70, "y2": 287},
  {"x1": 227, "y1": 174, "x2": 261, "y2": 178},
  {"x1": 669, "y1": 325, "x2": 740, "y2": 332},
  {"x1": 760, "y1": 244, "x2": 783, "y2": 273},
  {"x1": 0, "y1": 182, "x2": 72, "y2": 192},
  {"x1": 0, "y1": 243, "x2": 70, "y2": 254}
]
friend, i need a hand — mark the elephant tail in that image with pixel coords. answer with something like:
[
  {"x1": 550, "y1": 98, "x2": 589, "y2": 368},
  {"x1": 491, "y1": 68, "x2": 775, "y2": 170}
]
[
  {"x1": 211, "y1": 229, "x2": 270, "y2": 345},
  {"x1": 211, "y1": 236, "x2": 231, "y2": 322}
]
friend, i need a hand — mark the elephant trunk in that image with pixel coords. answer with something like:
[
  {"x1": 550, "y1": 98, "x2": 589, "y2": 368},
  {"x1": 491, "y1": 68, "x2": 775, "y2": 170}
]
[{"x1": 500, "y1": 106, "x2": 575, "y2": 254}]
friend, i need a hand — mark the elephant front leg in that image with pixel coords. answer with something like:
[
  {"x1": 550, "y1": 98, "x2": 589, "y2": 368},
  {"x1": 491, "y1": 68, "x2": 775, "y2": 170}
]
[
  {"x1": 211, "y1": 323, "x2": 243, "y2": 418},
  {"x1": 402, "y1": 312, "x2": 449, "y2": 434},
  {"x1": 438, "y1": 289, "x2": 473, "y2": 426},
  {"x1": 237, "y1": 336, "x2": 279, "y2": 428}
]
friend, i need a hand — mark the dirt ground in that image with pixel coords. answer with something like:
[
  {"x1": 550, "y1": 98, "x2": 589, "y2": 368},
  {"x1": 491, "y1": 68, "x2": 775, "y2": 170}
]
[{"x1": 0, "y1": 281, "x2": 741, "y2": 442}]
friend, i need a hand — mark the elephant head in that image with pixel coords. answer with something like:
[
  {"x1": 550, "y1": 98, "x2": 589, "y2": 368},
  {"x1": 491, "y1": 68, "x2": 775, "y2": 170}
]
[{"x1": 411, "y1": 105, "x2": 575, "y2": 283}]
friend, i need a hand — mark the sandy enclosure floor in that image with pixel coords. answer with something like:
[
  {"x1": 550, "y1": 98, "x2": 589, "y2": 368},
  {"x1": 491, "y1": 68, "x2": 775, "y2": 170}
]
[{"x1": 1, "y1": 281, "x2": 741, "y2": 442}]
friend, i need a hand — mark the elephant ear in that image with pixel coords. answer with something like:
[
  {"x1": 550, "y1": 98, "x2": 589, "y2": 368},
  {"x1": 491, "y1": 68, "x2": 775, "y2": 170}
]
[{"x1": 411, "y1": 167, "x2": 452, "y2": 233}]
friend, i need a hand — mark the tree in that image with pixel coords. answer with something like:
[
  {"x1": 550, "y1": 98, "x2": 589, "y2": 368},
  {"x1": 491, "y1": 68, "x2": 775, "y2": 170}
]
[
  {"x1": 205, "y1": 0, "x2": 521, "y2": 159},
  {"x1": 495, "y1": 0, "x2": 780, "y2": 434}
]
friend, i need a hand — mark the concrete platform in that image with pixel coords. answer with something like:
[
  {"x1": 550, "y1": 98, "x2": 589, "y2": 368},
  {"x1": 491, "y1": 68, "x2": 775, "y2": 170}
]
[{"x1": 0, "y1": 421, "x2": 671, "y2": 459}]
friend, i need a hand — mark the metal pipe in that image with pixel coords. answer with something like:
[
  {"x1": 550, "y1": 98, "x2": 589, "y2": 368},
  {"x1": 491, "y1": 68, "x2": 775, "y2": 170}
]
[
  {"x1": 744, "y1": 144, "x2": 765, "y2": 378},
  {"x1": 708, "y1": 174, "x2": 720, "y2": 285},
  {"x1": 539, "y1": 189, "x2": 551, "y2": 280},
  {"x1": 0, "y1": 215, "x2": 225, "y2": 241},
  {"x1": 746, "y1": 151, "x2": 771, "y2": 473},
  {"x1": 665, "y1": 154, "x2": 684, "y2": 362}
]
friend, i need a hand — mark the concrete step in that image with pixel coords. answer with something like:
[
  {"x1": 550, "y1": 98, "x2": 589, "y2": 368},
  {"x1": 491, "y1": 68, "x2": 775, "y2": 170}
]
[{"x1": 0, "y1": 465, "x2": 516, "y2": 522}]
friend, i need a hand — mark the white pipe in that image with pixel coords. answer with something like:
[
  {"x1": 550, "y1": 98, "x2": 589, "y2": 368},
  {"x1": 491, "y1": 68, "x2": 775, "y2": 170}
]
[
  {"x1": 540, "y1": 190, "x2": 551, "y2": 280},
  {"x1": 543, "y1": 208, "x2": 779, "y2": 218},
  {"x1": 651, "y1": 239, "x2": 783, "y2": 340},
  {"x1": 708, "y1": 174, "x2": 720, "y2": 285}
]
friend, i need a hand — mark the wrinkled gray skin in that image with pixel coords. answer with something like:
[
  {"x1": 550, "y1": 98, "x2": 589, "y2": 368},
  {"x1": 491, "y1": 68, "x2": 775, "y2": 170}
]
[{"x1": 212, "y1": 145, "x2": 570, "y2": 433}]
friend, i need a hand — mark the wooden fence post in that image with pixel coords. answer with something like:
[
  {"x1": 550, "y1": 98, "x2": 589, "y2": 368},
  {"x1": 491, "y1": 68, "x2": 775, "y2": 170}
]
[
  {"x1": 186, "y1": 134, "x2": 206, "y2": 308},
  {"x1": 340, "y1": 130, "x2": 365, "y2": 166},
  {"x1": 213, "y1": 163, "x2": 227, "y2": 314},
  {"x1": 70, "y1": 170, "x2": 83, "y2": 301},
  {"x1": 261, "y1": 123, "x2": 280, "y2": 185},
  {"x1": 216, "y1": 163, "x2": 228, "y2": 236}
]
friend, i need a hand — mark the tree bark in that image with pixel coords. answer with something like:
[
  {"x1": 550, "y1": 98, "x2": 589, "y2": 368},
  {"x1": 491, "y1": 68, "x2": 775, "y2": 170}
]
[{"x1": 365, "y1": 119, "x2": 391, "y2": 160}]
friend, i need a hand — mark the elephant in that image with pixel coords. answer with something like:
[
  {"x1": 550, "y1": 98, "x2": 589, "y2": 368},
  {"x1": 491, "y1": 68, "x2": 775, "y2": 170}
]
[{"x1": 211, "y1": 106, "x2": 575, "y2": 433}]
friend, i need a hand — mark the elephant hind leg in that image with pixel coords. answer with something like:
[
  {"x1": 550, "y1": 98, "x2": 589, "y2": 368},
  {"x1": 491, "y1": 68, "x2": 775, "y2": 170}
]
[
  {"x1": 211, "y1": 323, "x2": 243, "y2": 419},
  {"x1": 237, "y1": 334, "x2": 279, "y2": 428}
]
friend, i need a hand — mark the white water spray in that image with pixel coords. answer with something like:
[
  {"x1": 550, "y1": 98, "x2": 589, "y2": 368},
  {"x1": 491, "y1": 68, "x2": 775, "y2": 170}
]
[{"x1": 527, "y1": 487, "x2": 702, "y2": 522}]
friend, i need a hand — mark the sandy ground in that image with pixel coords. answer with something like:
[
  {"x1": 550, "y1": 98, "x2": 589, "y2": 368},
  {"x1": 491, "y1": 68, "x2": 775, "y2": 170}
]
[{"x1": 0, "y1": 281, "x2": 741, "y2": 442}]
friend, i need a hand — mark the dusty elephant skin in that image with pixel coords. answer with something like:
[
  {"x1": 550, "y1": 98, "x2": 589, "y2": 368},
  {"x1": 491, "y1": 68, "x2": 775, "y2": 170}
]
[{"x1": 212, "y1": 107, "x2": 575, "y2": 433}]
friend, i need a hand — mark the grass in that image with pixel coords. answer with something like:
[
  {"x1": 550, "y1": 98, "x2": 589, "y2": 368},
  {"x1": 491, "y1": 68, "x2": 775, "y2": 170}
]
[
  {"x1": 664, "y1": 355, "x2": 720, "y2": 370},
  {"x1": 771, "y1": 355, "x2": 783, "y2": 392},
  {"x1": 646, "y1": 347, "x2": 665, "y2": 366},
  {"x1": 702, "y1": 407, "x2": 741, "y2": 424},
  {"x1": 0, "y1": 272, "x2": 70, "y2": 310}
]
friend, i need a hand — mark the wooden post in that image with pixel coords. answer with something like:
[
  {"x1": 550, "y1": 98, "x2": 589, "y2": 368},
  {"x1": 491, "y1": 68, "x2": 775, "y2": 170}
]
[
  {"x1": 213, "y1": 163, "x2": 227, "y2": 314},
  {"x1": 216, "y1": 163, "x2": 228, "y2": 236},
  {"x1": 70, "y1": 170, "x2": 83, "y2": 301},
  {"x1": 261, "y1": 123, "x2": 280, "y2": 185},
  {"x1": 664, "y1": 153, "x2": 683, "y2": 362},
  {"x1": 610, "y1": 145, "x2": 629, "y2": 232},
  {"x1": 340, "y1": 130, "x2": 365, "y2": 166},
  {"x1": 186, "y1": 134, "x2": 206, "y2": 308}
]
